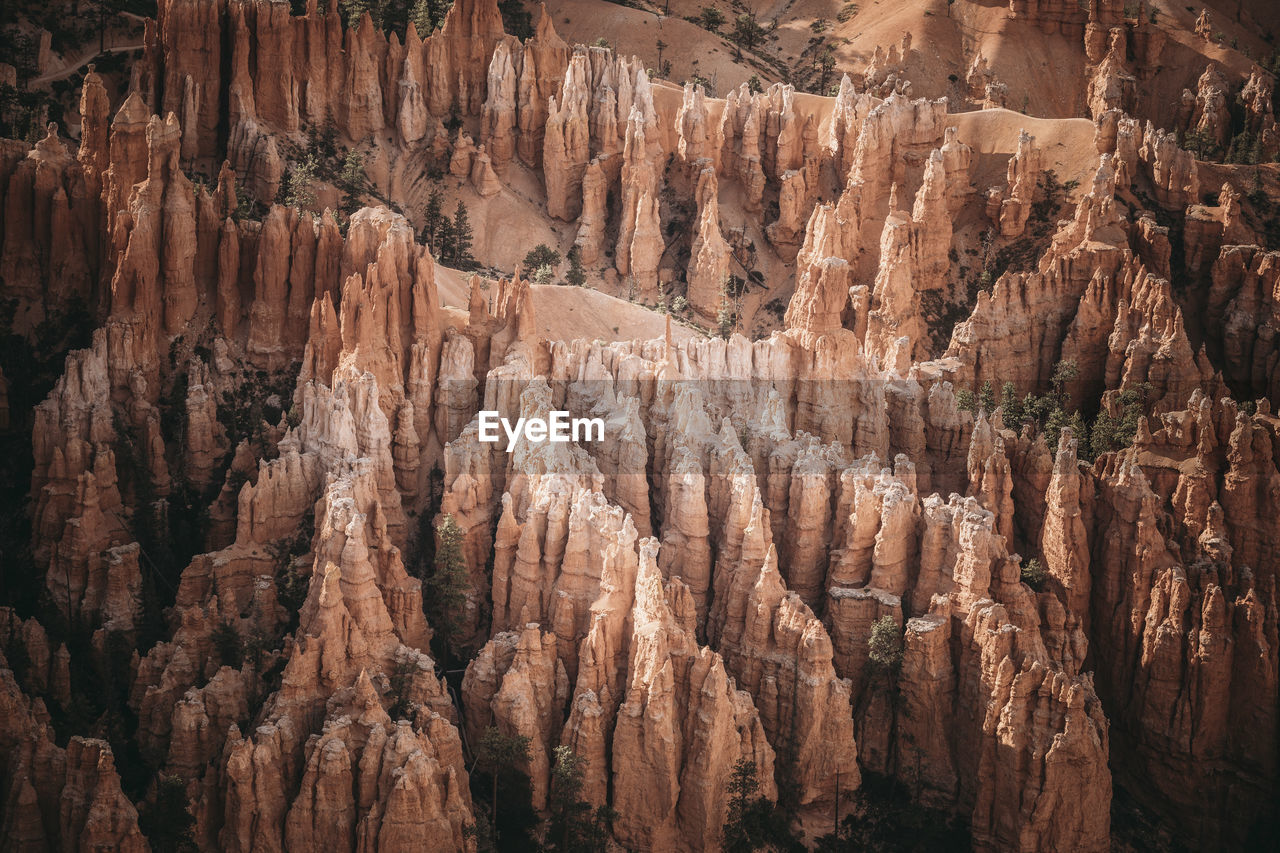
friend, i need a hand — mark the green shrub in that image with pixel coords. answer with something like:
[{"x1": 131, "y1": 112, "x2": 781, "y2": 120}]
[
  {"x1": 211, "y1": 621, "x2": 244, "y2": 669},
  {"x1": 1021, "y1": 558, "x2": 1046, "y2": 590},
  {"x1": 522, "y1": 244, "x2": 561, "y2": 272},
  {"x1": 868, "y1": 615, "x2": 903, "y2": 673}
]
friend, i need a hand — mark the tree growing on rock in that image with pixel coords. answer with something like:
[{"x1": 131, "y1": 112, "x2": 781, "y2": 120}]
[
  {"x1": 473, "y1": 726, "x2": 533, "y2": 841},
  {"x1": 867, "y1": 615, "x2": 903, "y2": 674},
  {"x1": 716, "y1": 275, "x2": 740, "y2": 339},
  {"x1": 140, "y1": 775, "x2": 197, "y2": 853},
  {"x1": 722, "y1": 758, "x2": 801, "y2": 852},
  {"x1": 410, "y1": 0, "x2": 455, "y2": 34},
  {"x1": 1020, "y1": 557, "x2": 1047, "y2": 590},
  {"x1": 280, "y1": 154, "x2": 317, "y2": 211},
  {"x1": 211, "y1": 620, "x2": 244, "y2": 669},
  {"x1": 545, "y1": 746, "x2": 614, "y2": 852},
  {"x1": 999, "y1": 381, "x2": 1022, "y2": 424},
  {"x1": 336, "y1": 149, "x2": 371, "y2": 217},
  {"x1": 426, "y1": 514, "x2": 469, "y2": 662}
]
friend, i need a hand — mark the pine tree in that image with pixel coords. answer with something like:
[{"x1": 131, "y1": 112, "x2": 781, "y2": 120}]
[
  {"x1": 281, "y1": 154, "x2": 318, "y2": 210},
  {"x1": 522, "y1": 244, "x2": 562, "y2": 272},
  {"x1": 999, "y1": 381, "x2": 1022, "y2": 424},
  {"x1": 1050, "y1": 358, "x2": 1078, "y2": 404},
  {"x1": 722, "y1": 758, "x2": 799, "y2": 853},
  {"x1": 386, "y1": 657, "x2": 419, "y2": 720},
  {"x1": 409, "y1": 0, "x2": 434, "y2": 33},
  {"x1": 1089, "y1": 408, "x2": 1118, "y2": 459},
  {"x1": 437, "y1": 215, "x2": 457, "y2": 264},
  {"x1": 140, "y1": 776, "x2": 198, "y2": 853},
  {"x1": 1067, "y1": 410, "x2": 1088, "y2": 448},
  {"x1": 817, "y1": 48, "x2": 836, "y2": 94},
  {"x1": 698, "y1": 5, "x2": 725, "y2": 31},
  {"x1": 1020, "y1": 557, "x2": 1046, "y2": 589},
  {"x1": 546, "y1": 746, "x2": 614, "y2": 852},
  {"x1": 731, "y1": 13, "x2": 765, "y2": 61},
  {"x1": 475, "y1": 727, "x2": 532, "y2": 837},
  {"x1": 423, "y1": 187, "x2": 446, "y2": 255},
  {"x1": 1114, "y1": 383, "x2": 1148, "y2": 447},
  {"x1": 716, "y1": 277, "x2": 737, "y2": 338},
  {"x1": 452, "y1": 200, "x2": 475, "y2": 269},
  {"x1": 337, "y1": 150, "x2": 368, "y2": 217},
  {"x1": 340, "y1": 0, "x2": 371, "y2": 29},
  {"x1": 978, "y1": 380, "x2": 996, "y2": 415},
  {"x1": 211, "y1": 621, "x2": 244, "y2": 668},
  {"x1": 565, "y1": 246, "x2": 587, "y2": 287},
  {"x1": 426, "y1": 514, "x2": 469, "y2": 660},
  {"x1": 497, "y1": 0, "x2": 533, "y2": 38},
  {"x1": 1043, "y1": 405, "x2": 1070, "y2": 449}
]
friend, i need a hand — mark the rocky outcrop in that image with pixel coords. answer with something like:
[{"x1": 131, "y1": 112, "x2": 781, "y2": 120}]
[
  {"x1": 543, "y1": 52, "x2": 591, "y2": 221},
  {"x1": 1211, "y1": 247, "x2": 1280, "y2": 403},
  {"x1": 1086, "y1": 32, "x2": 1136, "y2": 119},
  {"x1": 1040, "y1": 430, "x2": 1091, "y2": 632},
  {"x1": 1137, "y1": 123, "x2": 1199, "y2": 209},
  {"x1": 944, "y1": 151, "x2": 1208, "y2": 412},
  {"x1": 865, "y1": 150, "x2": 954, "y2": 362},
  {"x1": 1240, "y1": 69, "x2": 1279, "y2": 160},
  {"x1": 987, "y1": 130, "x2": 1042, "y2": 238},
  {"x1": 966, "y1": 55, "x2": 1008, "y2": 110},
  {"x1": 1085, "y1": 399, "x2": 1279, "y2": 847},
  {"x1": 159, "y1": 0, "x2": 505, "y2": 157},
  {"x1": 1184, "y1": 64, "x2": 1231, "y2": 152},
  {"x1": 686, "y1": 165, "x2": 731, "y2": 322},
  {"x1": 461, "y1": 624, "x2": 568, "y2": 809},
  {"x1": 705, "y1": 447, "x2": 860, "y2": 806},
  {"x1": 0, "y1": 664, "x2": 148, "y2": 852},
  {"x1": 611, "y1": 540, "x2": 776, "y2": 851},
  {"x1": 614, "y1": 101, "x2": 663, "y2": 300},
  {"x1": 572, "y1": 157, "x2": 608, "y2": 265}
]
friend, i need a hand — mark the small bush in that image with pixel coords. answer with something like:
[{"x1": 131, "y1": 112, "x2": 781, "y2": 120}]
[
  {"x1": 211, "y1": 621, "x2": 244, "y2": 669},
  {"x1": 1021, "y1": 558, "x2": 1047, "y2": 590},
  {"x1": 564, "y1": 246, "x2": 586, "y2": 287},
  {"x1": 280, "y1": 154, "x2": 318, "y2": 210},
  {"x1": 698, "y1": 6, "x2": 725, "y2": 31},
  {"x1": 868, "y1": 615, "x2": 903, "y2": 673},
  {"x1": 522, "y1": 244, "x2": 561, "y2": 272}
]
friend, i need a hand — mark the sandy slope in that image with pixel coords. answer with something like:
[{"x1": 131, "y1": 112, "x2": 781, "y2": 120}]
[
  {"x1": 435, "y1": 262, "x2": 700, "y2": 343},
  {"x1": 950, "y1": 108, "x2": 1097, "y2": 191},
  {"x1": 545, "y1": 0, "x2": 1277, "y2": 125}
]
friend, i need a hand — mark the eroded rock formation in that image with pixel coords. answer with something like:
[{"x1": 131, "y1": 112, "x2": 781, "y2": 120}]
[{"x1": 2, "y1": 0, "x2": 1278, "y2": 850}]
